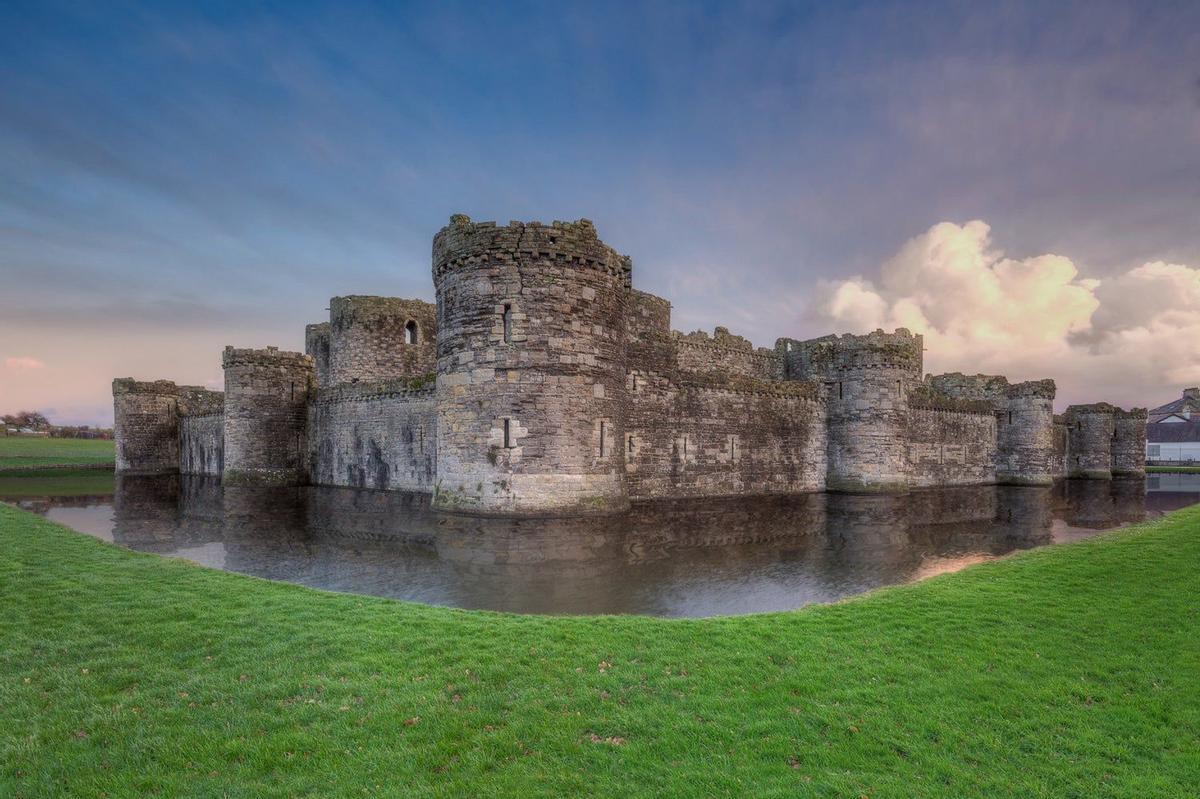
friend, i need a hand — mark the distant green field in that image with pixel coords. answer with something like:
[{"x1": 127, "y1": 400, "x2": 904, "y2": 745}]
[
  {"x1": 1146, "y1": 465, "x2": 1200, "y2": 474},
  {"x1": 0, "y1": 437, "x2": 115, "y2": 471}
]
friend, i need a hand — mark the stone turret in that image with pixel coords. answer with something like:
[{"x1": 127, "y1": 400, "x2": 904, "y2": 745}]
[
  {"x1": 328, "y1": 296, "x2": 436, "y2": 385},
  {"x1": 221, "y1": 346, "x2": 314, "y2": 485},
  {"x1": 304, "y1": 322, "x2": 331, "y2": 387},
  {"x1": 1112, "y1": 407, "x2": 1148, "y2": 477},
  {"x1": 112, "y1": 378, "x2": 180, "y2": 474},
  {"x1": 431, "y1": 215, "x2": 632, "y2": 515},
  {"x1": 786, "y1": 329, "x2": 923, "y2": 493},
  {"x1": 1065, "y1": 403, "x2": 1116, "y2": 480}
]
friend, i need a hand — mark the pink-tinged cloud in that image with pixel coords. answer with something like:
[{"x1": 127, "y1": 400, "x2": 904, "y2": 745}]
[
  {"x1": 4, "y1": 356, "x2": 46, "y2": 371},
  {"x1": 809, "y1": 220, "x2": 1200, "y2": 409}
]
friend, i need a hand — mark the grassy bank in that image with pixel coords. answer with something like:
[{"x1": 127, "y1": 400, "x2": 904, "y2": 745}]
[
  {"x1": 0, "y1": 437, "x2": 114, "y2": 471},
  {"x1": 1, "y1": 505, "x2": 1198, "y2": 798},
  {"x1": 1146, "y1": 465, "x2": 1200, "y2": 474}
]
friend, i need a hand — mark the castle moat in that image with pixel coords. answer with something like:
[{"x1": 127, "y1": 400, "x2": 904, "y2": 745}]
[{"x1": 6, "y1": 474, "x2": 1198, "y2": 617}]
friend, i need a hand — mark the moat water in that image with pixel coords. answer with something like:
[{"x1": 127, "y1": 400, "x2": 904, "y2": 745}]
[{"x1": 5, "y1": 473, "x2": 1199, "y2": 617}]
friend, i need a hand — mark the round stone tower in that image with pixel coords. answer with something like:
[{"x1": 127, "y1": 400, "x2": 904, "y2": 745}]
[
  {"x1": 1065, "y1": 403, "x2": 1115, "y2": 480},
  {"x1": 221, "y1": 346, "x2": 314, "y2": 486},
  {"x1": 796, "y1": 329, "x2": 923, "y2": 493},
  {"x1": 1111, "y1": 407, "x2": 1147, "y2": 477},
  {"x1": 996, "y1": 380, "x2": 1058, "y2": 486},
  {"x1": 431, "y1": 215, "x2": 632, "y2": 515},
  {"x1": 112, "y1": 378, "x2": 180, "y2": 474},
  {"x1": 328, "y1": 296, "x2": 437, "y2": 384}
]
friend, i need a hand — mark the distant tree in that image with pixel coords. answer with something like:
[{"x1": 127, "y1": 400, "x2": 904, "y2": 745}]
[{"x1": 5, "y1": 410, "x2": 50, "y2": 430}]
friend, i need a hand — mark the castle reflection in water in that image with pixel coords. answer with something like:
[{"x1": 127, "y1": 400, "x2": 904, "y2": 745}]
[{"x1": 15, "y1": 474, "x2": 1199, "y2": 617}]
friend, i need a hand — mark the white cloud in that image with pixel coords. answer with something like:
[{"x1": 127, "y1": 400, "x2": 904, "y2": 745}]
[
  {"x1": 4, "y1": 356, "x2": 46, "y2": 371},
  {"x1": 810, "y1": 220, "x2": 1200, "y2": 408}
]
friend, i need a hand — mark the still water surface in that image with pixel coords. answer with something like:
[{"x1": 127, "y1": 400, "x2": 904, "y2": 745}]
[{"x1": 6, "y1": 473, "x2": 1199, "y2": 617}]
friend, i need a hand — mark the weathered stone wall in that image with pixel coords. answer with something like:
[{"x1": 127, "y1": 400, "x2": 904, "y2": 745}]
[
  {"x1": 305, "y1": 323, "x2": 331, "y2": 387},
  {"x1": 328, "y1": 296, "x2": 437, "y2": 385},
  {"x1": 222, "y1": 346, "x2": 314, "y2": 486},
  {"x1": 432, "y1": 216, "x2": 632, "y2": 515},
  {"x1": 905, "y1": 402, "x2": 996, "y2": 488},
  {"x1": 924, "y1": 373, "x2": 1058, "y2": 485},
  {"x1": 627, "y1": 289, "x2": 671, "y2": 340},
  {"x1": 180, "y1": 413, "x2": 223, "y2": 476},
  {"x1": 673, "y1": 327, "x2": 784, "y2": 380},
  {"x1": 785, "y1": 329, "x2": 924, "y2": 492},
  {"x1": 1112, "y1": 408, "x2": 1148, "y2": 476},
  {"x1": 625, "y1": 374, "x2": 826, "y2": 500},
  {"x1": 308, "y1": 380, "x2": 437, "y2": 492},
  {"x1": 113, "y1": 379, "x2": 180, "y2": 474},
  {"x1": 1052, "y1": 415, "x2": 1070, "y2": 478},
  {"x1": 1065, "y1": 404, "x2": 1115, "y2": 480}
]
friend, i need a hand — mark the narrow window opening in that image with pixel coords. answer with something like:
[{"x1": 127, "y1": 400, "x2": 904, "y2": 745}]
[
  {"x1": 599, "y1": 421, "x2": 607, "y2": 456},
  {"x1": 290, "y1": 382, "x2": 295, "y2": 401},
  {"x1": 838, "y1": 381, "x2": 843, "y2": 399},
  {"x1": 627, "y1": 434, "x2": 636, "y2": 455},
  {"x1": 404, "y1": 320, "x2": 418, "y2": 345},
  {"x1": 896, "y1": 379, "x2": 901, "y2": 398},
  {"x1": 1008, "y1": 411, "x2": 1012, "y2": 425},
  {"x1": 502, "y1": 304, "x2": 513, "y2": 343},
  {"x1": 503, "y1": 419, "x2": 512, "y2": 448}
]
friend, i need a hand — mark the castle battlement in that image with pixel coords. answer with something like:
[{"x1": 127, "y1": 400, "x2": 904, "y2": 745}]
[{"x1": 114, "y1": 215, "x2": 1145, "y2": 511}]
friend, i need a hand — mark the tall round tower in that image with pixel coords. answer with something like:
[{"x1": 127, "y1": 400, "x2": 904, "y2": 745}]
[
  {"x1": 1065, "y1": 403, "x2": 1115, "y2": 480},
  {"x1": 431, "y1": 215, "x2": 632, "y2": 515},
  {"x1": 112, "y1": 378, "x2": 180, "y2": 474},
  {"x1": 795, "y1": 329, "x2": 923, "y2": 493},
  {"x1": 1111, "y1": 407, "x2": 1147, "y2": 477},
  {"x1": 328, "y1": 296, "x2": 437, "y2": 384},
  {"x1": 996, "y1": 380, "x2": 1058, "y2": 486},
  {"x1": 221, "y1": 346, "x2": 314, "y2": 486}
]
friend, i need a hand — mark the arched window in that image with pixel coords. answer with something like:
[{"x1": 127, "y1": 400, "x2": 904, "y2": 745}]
[{"x1": 404, "y1": 320, "x2": 418, "y2": 345}]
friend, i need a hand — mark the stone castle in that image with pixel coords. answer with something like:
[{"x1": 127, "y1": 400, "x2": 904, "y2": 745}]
[{"x1": 113, "y1": 215, "x2": 1147, "y2": 516}]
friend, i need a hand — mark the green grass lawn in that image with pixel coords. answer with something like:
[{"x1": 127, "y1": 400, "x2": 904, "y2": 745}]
[
  {"x1": 1, "y1": 504, "x2": 1197, "y2": 798},
  {"x1": 1146, "y1": 465, "x2": 1200, "y2": 474},
  {"x1": 0, "y1": 437, "x2": 115, "y2": 471}
]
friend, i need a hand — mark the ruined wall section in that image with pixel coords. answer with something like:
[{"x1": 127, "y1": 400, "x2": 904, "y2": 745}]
[
  {"x1": 924, "y1": 373, "x2": 1058, "y2": 485},
  {"x1": 178, "y1": 386, "x2": 224, "y2": 476},
  {"x1": 305, "y1": 322, "x2": 331, "y2": 387},
  {"x1": 1112, "y1": 407, "x2": 1148, "y2": 476},
  {"x1": 626, "y1": 375, "x2": 826, "y2": 500},
  {"x1": 328, "y1": 296, "x2": 436, "y2": 385},
  {"x1": 113, "y1": 379, "x2": 180, "y2": 474},
  {"x1": 1065, "y1": 403, "x2": 1116, "y2": 480},
  {"x1": 222, "y1": 346, "x2": 314, "y2": 486},
  {"x1": 785, "y1": 329, "x2": 923, "y2": 492},
  {"x1": 433, "y1": 216, "x2": 632, "y2": 515},
  {"x1": 1052, "y1": 415, "x2": 1070, "y2": 478},
  {"x1": 673, "y1": 327, "x2": 784, "y2": 381},
  {"x1": 308, "y1": 380, "x2": 436, "y2": 492}
]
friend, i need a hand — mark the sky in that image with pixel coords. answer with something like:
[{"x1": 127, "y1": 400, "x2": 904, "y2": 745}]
[{"x1": 1, "y1": 0, "x2": 1198, "y2": 426}]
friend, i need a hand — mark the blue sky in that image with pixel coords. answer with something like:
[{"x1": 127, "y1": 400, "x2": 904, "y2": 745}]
[{"x1": 2, "y1": 0, "x2": 1198, "y2": 424}]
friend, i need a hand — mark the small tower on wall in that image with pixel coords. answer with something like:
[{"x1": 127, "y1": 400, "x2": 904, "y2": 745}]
[
  {"x1": 431, "y1": 215, "x2": 632, "y2": 515},
  {"x1": 112, "y1": 378, "x2": 181, "y2": 474},
  {"x1": 221, "y1": 346, "x2": 314, "y2": 486}
]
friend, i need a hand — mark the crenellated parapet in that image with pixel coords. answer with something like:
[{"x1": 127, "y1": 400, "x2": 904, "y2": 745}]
[
  {"x1": 674, "y1": 326, "x2": 784, "y2": 380},
  {"x1": 779, "y1": 328, "x2": 924, "y2": 383},
  {"x1": 433, "y1": 215, "x2": 632, "y2": 289},
  {"x1": 178, "y1": 386, "x2": 224, "y2": 417}
]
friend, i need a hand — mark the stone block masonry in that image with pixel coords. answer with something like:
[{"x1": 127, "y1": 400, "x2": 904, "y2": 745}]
[{"x1": 113, "y1": 214, "x2": 1144, "y2": 515}]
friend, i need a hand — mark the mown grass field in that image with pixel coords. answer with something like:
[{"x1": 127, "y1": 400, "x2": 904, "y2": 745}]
[
  {"x1": 1146, "y1": 465, "x2": 1200, "y2": 474},
  {"x1": 1, "y1": 502, "x2": 1197, "y2": 798},
  {"x1": 0, "y1": 469, "x2": 115, "y2": 498},
  {"x1": 0, "y1": 437, "x2": 115, "y2": 471}
]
